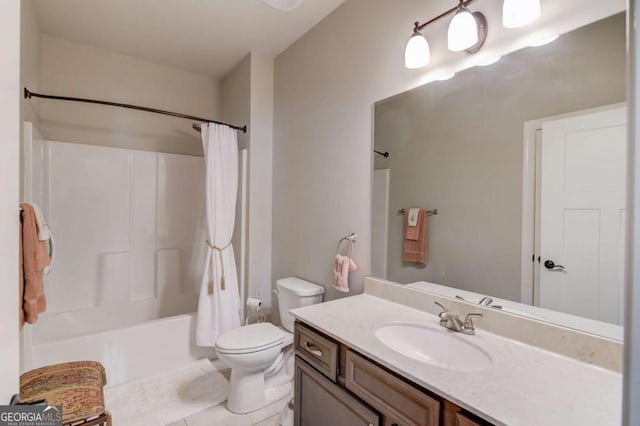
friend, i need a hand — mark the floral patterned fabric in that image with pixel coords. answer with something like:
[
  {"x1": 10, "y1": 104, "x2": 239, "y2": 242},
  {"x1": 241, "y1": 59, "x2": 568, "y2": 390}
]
[{"x1": 20, "y1": 361, "x2": 107, "y2": 425}]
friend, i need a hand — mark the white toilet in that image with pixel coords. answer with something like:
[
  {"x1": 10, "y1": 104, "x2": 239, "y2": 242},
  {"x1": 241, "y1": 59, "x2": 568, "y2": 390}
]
[{"x1": 215, "y1": 277, "x2": 325, "y2": 414}]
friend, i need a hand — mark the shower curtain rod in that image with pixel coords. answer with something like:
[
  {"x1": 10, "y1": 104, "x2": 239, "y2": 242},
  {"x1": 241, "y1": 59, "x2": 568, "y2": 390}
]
[{"x1": 24, "y1": 88, "x2": 248, "y2": 133}]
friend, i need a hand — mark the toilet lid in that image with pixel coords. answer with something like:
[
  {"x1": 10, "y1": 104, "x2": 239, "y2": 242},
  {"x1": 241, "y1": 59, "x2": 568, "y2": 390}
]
[
  {"x1": 216, "y1": 323, "x2": 284, "y2": 353},
  {"x1": 276, "y1": 277, "x2": 325, "y2": 297}
]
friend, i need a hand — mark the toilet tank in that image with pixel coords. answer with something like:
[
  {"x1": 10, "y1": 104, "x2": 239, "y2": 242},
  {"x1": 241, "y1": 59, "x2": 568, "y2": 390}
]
[{"x1": 276, "y1": 277, "x2": 325, "y2": 332}]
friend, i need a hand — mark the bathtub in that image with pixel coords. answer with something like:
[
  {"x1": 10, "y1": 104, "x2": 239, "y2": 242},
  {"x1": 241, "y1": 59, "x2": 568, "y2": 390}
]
[{"x1": 25, "y1": 313, "x2": 214, "y2": 386}]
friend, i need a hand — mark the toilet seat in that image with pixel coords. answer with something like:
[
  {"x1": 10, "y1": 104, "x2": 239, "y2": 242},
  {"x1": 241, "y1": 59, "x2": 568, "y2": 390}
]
[
  {"x1": 216, "y1": 323, "x2": 284, "y2": 355},
  {"x1": 279, "y1": 328, "x2": 294, "y2": 347}
]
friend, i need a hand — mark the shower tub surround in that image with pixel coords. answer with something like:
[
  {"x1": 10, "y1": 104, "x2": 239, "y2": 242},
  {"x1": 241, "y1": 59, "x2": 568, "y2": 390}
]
[{"x1": 23, "y1": 130, "x2": 207, "y2": 345}]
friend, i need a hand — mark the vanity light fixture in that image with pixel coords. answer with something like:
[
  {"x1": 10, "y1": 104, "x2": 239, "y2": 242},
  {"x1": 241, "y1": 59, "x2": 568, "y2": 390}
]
[
  {"x1": 503, "y1": 0, "x2": 540, "y2": 29},
  {"x1": 404, "y1": 0, "x2": 488, "y2": 69},
  {"x1": 405, "y1": 0, "x2": 541, "y2": 69}
]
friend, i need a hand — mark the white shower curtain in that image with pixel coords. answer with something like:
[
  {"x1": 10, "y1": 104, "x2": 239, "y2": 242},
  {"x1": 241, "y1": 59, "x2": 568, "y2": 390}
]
[{"x1": 196, "y1": 123, "x2": 241, "y2": 347}]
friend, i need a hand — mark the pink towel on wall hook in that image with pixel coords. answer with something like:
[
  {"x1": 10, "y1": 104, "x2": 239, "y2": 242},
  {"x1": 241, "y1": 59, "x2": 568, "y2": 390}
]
[{"x1": 332, "y1": 254, "x2": 358, "y2": 293}]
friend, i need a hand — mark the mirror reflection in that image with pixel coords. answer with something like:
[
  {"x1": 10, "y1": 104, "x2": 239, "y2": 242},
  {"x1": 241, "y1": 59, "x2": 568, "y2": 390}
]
[{"x1": 373, "y1": 13, "x2": 626, "y2": 337}]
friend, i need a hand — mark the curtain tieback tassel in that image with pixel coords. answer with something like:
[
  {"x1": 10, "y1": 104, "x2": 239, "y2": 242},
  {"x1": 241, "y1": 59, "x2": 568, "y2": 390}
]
[{"x1": 206, "y1": 240, "x2": 231, "y2": 294}]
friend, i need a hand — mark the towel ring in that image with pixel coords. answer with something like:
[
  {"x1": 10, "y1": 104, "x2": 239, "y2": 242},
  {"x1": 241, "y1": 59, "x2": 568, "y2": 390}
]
[{"x1": 336, "y1": 233, "x2": 357, "y2": 260}]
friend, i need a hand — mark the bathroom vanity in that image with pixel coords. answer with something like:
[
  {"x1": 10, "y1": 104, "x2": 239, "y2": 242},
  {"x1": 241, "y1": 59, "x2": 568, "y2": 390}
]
[
  {"x1": 291, "y1": 280, "x2": 622, "y2": 426},
  {"x1": 294, "y1": 320, "x2": 486, "y2": 425}
]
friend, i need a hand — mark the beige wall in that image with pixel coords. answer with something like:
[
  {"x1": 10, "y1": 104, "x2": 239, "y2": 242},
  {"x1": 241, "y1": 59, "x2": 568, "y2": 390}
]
[
  {"x1": 375, "y1": 14, "x2": 626, "y2": 301},
  {"x1": 18, "y1": 0, "x2": 42, "y2": 377},
  {"x1": 222, "y1": 53, "x2": 275, "y2": 314},
  {"x1": 20, "y1": 0, "x2": 40, "y2": 128},
  {"x1": 1, "y1": 0, "x2": 21, "y2": 402},
  {"x1": 248, "y1": 52, "x2": 274, "y2": 310},
  {"x1": 223, "y1": 54, "x2": 251, "y2": 304},
  {"x1": 19, "y1": 0, "x2": 41, "y2": 202},
  {"x1": 37, "y1": 34, "x2": 222, "y2": 156},
  {"x1": 273, "y1": 0, "x2": 625, "y2": 299},
  {"x1": 222, "y1": 55, "x2": 251, "y2": 151}
]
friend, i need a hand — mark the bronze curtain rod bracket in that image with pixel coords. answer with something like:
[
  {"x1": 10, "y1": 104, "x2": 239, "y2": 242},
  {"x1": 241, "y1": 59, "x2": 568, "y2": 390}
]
[
  {"x1": 192, "y1": 123, "x2": 247, "y2": 134},
  {"x1": 24, "y1": 87, "x2": 247, "y2": 134}
]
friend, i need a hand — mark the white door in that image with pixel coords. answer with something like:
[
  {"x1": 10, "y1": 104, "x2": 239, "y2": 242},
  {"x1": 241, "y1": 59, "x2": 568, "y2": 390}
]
[{"x1": 537, "y1": 106, "x2": 627, "y2": 323}]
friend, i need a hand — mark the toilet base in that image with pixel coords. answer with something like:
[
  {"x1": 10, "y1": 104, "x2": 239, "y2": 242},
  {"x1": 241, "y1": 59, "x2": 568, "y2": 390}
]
[
  {"x1": 227, "y1": 368, "x2": 265, "y2": 414},
  {"x1": 226, "y1": 368, "x2": 293, "y2": 414}
]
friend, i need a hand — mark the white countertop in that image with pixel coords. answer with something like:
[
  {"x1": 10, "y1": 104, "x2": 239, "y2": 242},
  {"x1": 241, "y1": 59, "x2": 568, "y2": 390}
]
[{"x1": 291, "y1": 294, "x2": 622, "y2": 426}]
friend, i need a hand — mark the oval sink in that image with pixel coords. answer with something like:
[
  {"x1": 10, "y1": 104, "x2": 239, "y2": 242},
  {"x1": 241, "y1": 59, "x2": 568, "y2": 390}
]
[{"x1": 375, "y1": 322, "x2": 492, "y2": 372}]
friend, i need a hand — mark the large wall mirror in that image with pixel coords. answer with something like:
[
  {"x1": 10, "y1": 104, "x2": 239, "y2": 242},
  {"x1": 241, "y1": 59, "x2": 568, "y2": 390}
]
[{"x1": 372, "y1": 12, "x2": 626, "y2": 339}]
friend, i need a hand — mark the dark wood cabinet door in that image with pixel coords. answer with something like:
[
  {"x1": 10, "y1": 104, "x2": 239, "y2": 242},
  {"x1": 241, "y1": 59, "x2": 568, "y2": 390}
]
[
  {"x1": 456, "y1": 413, "x2": 483, "y2": 426},
  {"x1": 295, "y1": 357, "x2": 380, "y2": 426},
  {"x1": 345, "y1": 350, "x2": 441, "y2": 426}
]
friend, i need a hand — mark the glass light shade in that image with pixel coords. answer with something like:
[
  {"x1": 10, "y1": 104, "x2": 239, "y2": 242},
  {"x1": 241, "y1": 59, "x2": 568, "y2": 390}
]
[
  {"x1": 503, "y1": 0, "x2": 540, "y2": 28},
  {"x1": 448, "y1": 9, "x2": 478, "y2": 52},
  {"x1": 405, "y1": 33, "x2": 430, "y2": 69}
]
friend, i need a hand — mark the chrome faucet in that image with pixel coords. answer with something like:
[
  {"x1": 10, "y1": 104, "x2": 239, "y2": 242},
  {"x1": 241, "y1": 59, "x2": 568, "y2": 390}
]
[
  {"x1": 478, "y1": 296, "x2": 493, "y2": 306},
  {"x1": 455, "y1": 294, "x2": 503, "y2": 310},
  {"x1": 434, "y1": 302, "x2": 483, "y2": 335}
]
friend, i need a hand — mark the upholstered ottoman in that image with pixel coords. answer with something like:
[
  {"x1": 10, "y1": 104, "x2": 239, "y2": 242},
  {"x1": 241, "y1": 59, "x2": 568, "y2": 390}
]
[{"x1": 20, "y1": 361, "x2": 111, "y2": 426}]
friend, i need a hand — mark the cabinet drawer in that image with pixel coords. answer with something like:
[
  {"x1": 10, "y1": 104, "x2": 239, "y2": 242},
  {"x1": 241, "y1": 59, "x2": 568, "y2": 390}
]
[
  {"x1": 345, "y1": 350, "x2": 441, "y2": 426},
  {"x1": 295, "y1": 322, "x2": 339, "y2": 382},
  {"x1": 295, "y1": 356, "x2": 380, "y2": 426}
]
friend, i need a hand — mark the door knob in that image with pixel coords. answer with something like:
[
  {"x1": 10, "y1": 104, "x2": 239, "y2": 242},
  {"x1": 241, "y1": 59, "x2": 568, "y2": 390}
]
[{"x1": 544, "y1": 260, "x2": 565, "y2": 271}]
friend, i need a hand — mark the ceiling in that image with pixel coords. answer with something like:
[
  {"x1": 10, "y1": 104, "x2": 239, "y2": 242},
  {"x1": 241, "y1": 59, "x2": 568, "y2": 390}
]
[{"x1": 33, "y1": 0, "x2": 345, "y2": 79}]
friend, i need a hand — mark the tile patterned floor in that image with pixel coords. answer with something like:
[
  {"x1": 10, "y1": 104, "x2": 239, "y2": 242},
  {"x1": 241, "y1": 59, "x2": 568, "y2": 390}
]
[{"x1": 165, "y1": 359, "x2": 293, "y2": 426}]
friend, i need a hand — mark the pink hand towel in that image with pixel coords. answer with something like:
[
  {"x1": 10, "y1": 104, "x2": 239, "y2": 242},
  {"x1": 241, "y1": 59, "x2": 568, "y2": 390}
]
[
  {"x1": 403, "y1": 209, "x2": 428, "y2": 265},
  {"x1": 405, "y1": 209, "x2": 422, "y2": 241},
  {"x1": 20, "y1": 203, "x2": 51, "y2": 327},
  {"x1": 332, "y1": 254, "x2": 358, "y2": 293}
]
